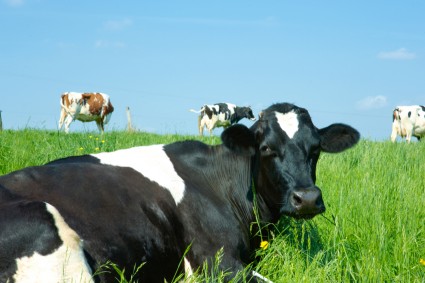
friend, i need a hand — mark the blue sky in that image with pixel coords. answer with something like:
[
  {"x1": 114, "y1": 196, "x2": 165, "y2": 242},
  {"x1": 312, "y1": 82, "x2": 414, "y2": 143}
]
[{"x1": 1, "y1": 0, "x2": 424, "y2": 140}]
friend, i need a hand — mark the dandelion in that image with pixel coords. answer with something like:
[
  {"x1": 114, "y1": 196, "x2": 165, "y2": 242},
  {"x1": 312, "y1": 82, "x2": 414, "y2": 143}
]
[
  {"x1": 89, "y1": 135, "x2": 93, "y2": 139},
  {"x1": 79, "y1": 147, "x2": 84, "y2": 151},
  {"x1": 260, "y1": 241, "x2": 269, "y2": 250},
  {"x1": 420, "y1": 258, "x2": 425, "y2": 266},
  {"x1": 102, "y1": 140, "x2": 105, "y2": 143},
  {"x1": 95, "y1": 147, "x2": 100, "y2": 151},
  {"x1": 96, "y1": 137, "x2": 99, "y2": 141}
]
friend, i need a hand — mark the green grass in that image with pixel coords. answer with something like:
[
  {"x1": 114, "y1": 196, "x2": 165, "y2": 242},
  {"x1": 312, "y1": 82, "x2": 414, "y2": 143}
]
[{"x1": 1, "y1": 130, "x2": 424, "y2": 282}]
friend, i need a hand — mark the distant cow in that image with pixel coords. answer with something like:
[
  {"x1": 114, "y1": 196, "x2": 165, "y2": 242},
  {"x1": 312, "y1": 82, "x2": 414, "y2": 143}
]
[
  {"x1": 0, "y1": 103, "x2": 360, "y2": 282},
  {"x1": 190, "y1": 103, "x2": 256, "y2": 135},
  {"x1": 58, "y1": 92, "x2": 114, "y2": 133},
  {"x1": 391, "y1": 105, "x2": 425, "y2": 143}
]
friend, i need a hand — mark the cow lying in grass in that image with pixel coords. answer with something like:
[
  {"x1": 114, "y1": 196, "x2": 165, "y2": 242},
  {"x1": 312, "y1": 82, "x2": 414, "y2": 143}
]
[{"x1": 0, "y1": 103, "x2": 360, "y2": 282}]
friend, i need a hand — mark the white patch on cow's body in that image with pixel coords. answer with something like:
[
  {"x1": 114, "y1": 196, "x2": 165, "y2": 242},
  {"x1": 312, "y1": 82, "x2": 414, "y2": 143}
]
[
  {"x1": 275, "y1": 111, "x2": 299, "y2": 138},
  {"x1": 225, "y1": 103, "x2": 236, "y2": 115},
  {"x1": 184, "y1": 257, "x2": 193, "y2": 277},
  {"x1": 13, "y1": 203, "x2": 93, "y2": 283},
  {"x1": 252, "y1": 271, "x2": 274, "y2": 283},
  {"x1": 93, "y1": 144, "x2": 186, "y2": 204},
  {"x1": 215, "y1": 112, "x2": 231, "y2": 127}
]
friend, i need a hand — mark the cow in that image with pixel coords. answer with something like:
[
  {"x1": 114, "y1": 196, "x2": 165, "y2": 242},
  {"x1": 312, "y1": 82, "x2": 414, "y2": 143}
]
[
  {"x1": 190, "y1": 103, "x2": 256, "y2": 136},
  {"x1": 58, "y1": 92, "x2": 114, "y2": 133},
  {"x1": 391, "y1": 105, "x2": 425, "y2": 143},
  {"x1": 0, "y1": 103, "x2": 360, "y2": 282}
]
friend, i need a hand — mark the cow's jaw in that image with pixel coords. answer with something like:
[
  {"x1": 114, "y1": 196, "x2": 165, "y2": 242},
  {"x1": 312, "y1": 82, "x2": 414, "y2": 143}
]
[{"x1": 257, "y1": 169, "x2": 326, "y2": 220}]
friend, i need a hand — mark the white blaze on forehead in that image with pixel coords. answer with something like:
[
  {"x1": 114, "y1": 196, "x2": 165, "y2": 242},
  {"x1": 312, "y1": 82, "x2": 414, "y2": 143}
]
[
  {"x1": 275, "y1": 110, "x2": 299, "y2": 138},
  {"x1": 93, "y1": 144, "x2": 185, "y2": 204},
  {"x1": 14, "y1": 203, "x2": 93, "y2": 283}
]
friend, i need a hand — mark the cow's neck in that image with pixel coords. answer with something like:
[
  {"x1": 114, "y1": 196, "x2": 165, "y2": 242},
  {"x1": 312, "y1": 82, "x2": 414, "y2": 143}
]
[
  {"x1": 202, "y1": 147, "x2": 278, "y2": 237},
  {"x1": 251, "y1": 152, "x2": 279, "y2": 224},
  {"x1": 186, "y1": 145, "x2": 257, "y2": 227},
  {"x1": 166, "y1": 142, "x2": 260, "y2": 231}
]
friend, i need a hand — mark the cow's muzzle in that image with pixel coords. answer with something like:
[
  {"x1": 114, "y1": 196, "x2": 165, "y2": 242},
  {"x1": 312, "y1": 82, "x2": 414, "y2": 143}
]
[{"x1": 288, "y1": 186, "x2": 325, "y2": 219}]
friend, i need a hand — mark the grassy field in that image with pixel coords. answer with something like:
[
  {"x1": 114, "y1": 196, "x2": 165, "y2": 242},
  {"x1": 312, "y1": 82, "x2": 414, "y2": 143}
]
[{"x1": 1, "y1": 129, "x2": 424, "y2": 282}]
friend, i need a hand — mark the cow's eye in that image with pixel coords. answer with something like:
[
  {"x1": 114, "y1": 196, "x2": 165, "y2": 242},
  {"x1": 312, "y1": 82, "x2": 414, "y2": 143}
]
[
  {"x1": 260, "y1": 145, "x2": 270, "y2": 152},
  {"x1": 261, "y1": 145, "x2": 277, "y2": 157}
]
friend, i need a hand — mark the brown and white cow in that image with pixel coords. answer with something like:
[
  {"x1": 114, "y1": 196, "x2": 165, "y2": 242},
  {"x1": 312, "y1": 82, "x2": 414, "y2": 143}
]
[
  {"x1": 391, "y1": 105, "x2": 425, "y2": 143},
  {"x1": 190, "y1": 103, "x2": 256, "y2": 136},
  {"x1": 58, "y1": 92, "x2": 114, "y2": 133}
]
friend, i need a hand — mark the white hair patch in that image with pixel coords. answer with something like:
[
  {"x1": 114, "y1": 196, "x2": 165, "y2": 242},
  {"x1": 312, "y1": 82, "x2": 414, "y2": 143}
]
[
  {"x1": 93, "y1": 144, "x2": 186, "y2": 204},
  {"x1": 14, "y1": 204, "x2": 93, "y2": 283},
  {"x1": 184, "y1": 257, "x2": 193, "y2": 277},
  {"x1": 275, "y1": 111, "x2": 299, "y2": 138}
]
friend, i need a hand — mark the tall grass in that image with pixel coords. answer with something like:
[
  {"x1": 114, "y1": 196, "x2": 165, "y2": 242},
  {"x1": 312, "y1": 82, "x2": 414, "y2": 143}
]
[
  {"x1": 0, "y1": 129, "x2": 220, "y2": 174},
  {"x1": 1, "y1": 130, "x2": 424, "y2": 282}
]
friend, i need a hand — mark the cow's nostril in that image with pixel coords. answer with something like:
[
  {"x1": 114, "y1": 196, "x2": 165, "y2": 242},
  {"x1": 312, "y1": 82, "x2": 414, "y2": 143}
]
[
  {"x1": 316, "y1": 194, "x2": 324, "y2": 207},
  {"x1": 292, "y1": 192, "x2": 303, "y2": 206}
]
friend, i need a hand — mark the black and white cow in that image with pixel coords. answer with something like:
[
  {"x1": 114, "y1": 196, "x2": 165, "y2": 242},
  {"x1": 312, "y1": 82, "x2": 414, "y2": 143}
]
[
  {"x1": 190, "y1": 103, "x2": 256, "y2": 135},
  {"x1": 391, "y1": 105, "x2": 425, "y2": 143},
  {"x1": 0, "y1": 103, "x2": 360, "y2": 283}
]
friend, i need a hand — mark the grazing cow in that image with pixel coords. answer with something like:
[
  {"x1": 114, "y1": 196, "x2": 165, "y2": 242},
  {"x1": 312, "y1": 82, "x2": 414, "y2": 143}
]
[
  {"x1": 391, "y1": 105, "x2": 425, "y2": 143},
  {"x1": 58, "y1": 92, "x2": 114, "y2": 133},
  {"x1": 190, "y1": 103, "x2": 256, "y2": 135},
  {"x1": 0, "y1": 103, "x2": 360, "y2": 282}
]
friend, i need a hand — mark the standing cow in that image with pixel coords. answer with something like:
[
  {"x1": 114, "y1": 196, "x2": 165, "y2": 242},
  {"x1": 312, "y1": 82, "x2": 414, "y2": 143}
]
[
  {"x1": 391, "y1": 105, "x2": 425, "y2": 143},
  {"x1": 58, "y1": 92, "x2": 114, "y2": 133},
  {"x1": 190, "y1": 103, "x2": 256, "y2": 135},
  {"x1": 0, "y1": 103, "x2": 360, "y2": 282}
]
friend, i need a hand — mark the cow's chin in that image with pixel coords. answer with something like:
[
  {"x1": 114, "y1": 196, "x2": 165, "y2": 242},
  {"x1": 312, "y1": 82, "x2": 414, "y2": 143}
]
[
  {"x1": 281, "y1": 209, "x2": 325, "y2": 220},
  {"x1": 293, "y1": 213, "x2": 319, "y2": 220}
]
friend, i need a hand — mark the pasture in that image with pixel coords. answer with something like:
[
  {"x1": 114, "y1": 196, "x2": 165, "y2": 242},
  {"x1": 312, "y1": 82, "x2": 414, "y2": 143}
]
[{"x1": 0, "y1": 129, "x2": 424, "y2": 282}]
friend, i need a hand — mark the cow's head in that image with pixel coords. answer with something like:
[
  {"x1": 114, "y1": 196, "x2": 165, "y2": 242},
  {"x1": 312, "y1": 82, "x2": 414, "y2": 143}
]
[
  {"x1": 239, "y1": 106, "x2": 256, "y2": 121},
  {"x1": 222, "y1": 103, "x2": 360, "y2": 221}
]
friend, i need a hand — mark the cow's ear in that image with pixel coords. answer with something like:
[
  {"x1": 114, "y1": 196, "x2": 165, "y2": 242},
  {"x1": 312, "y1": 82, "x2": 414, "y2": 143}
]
[
  {"x1": 221, "y1": 124, "x2": 256, "y2": 156},
  {"x1": 319, "y1": 123, "x2": 360, "y2": 153}
]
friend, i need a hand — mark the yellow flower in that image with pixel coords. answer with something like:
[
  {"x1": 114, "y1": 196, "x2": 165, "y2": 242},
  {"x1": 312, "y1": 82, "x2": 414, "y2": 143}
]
[
  {"x1": 96, "y1": 137, "x2": 99, "y2": 141},
  {"x1": 260, "y1": 241, "x2": 269, "y2": 250},
  {"x1": 95, "y1": 147, "x2": 100, "y2": 151},
  {"x1": 79, "y1": 147, "x2": 84, "y2": 151},
  {"x1": 89, "y1": 135, "x2": 93, "y2": 139},
  {"x1": 420, "y1": 258, "x2": 425, "y2": 266}
]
